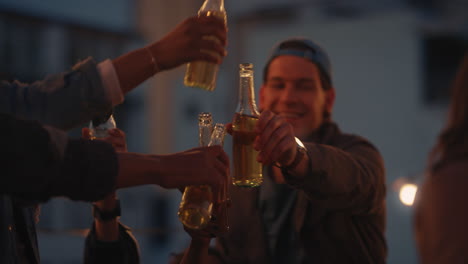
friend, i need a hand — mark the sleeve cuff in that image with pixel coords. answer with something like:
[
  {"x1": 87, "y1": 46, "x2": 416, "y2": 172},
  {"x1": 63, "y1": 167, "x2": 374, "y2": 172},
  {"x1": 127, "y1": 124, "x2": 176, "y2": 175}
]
[
  {"x1": 283, "y1": 143, "x2": 327, "y2": 191},
  {"x1": 97, "y1": 59, "x2": 124, "y2": 106}
]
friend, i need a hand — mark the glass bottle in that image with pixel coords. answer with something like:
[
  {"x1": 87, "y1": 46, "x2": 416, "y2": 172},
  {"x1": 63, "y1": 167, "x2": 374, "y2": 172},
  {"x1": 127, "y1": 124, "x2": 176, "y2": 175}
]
[
  {"x1": 89, "y1": 110, "x2": 116, "y2": 139},
  {"x1": 208, "y1": 123, "x2": 226, "y2": 147},
  {"x1": 183, "y1": 0, "x2": 226, "y2": 91},
  {"x1": 178, "y1": 113, "x2": 214, "y2": 230},
  {"x1": 232, "y1": 63, "x2": 263, "y2": 187},
  {"x1": 208, "y1": 123, "x2": 229, "y2": 233}
]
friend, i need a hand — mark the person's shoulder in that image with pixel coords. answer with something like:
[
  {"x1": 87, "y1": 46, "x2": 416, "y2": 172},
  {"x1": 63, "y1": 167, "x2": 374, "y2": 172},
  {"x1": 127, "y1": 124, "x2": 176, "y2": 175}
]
[{"x1": 329, "y1": 122, "x2": 378, "y2": 151}]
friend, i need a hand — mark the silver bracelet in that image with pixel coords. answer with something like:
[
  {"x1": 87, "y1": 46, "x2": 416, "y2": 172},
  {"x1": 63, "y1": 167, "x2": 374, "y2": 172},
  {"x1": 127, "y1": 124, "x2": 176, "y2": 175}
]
[{"x1": 145, "y1": 47, "x2": 160, "y2": 74}]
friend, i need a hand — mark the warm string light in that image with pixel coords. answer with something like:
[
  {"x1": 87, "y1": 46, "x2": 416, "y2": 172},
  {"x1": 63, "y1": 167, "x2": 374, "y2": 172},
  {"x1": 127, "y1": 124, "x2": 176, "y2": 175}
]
[
  {"x1": 393, "y1": 175, "x2": 422, "y2": 207},
  {"x1": 399, "y1": 183, "x2": 418, "y2": 206}
]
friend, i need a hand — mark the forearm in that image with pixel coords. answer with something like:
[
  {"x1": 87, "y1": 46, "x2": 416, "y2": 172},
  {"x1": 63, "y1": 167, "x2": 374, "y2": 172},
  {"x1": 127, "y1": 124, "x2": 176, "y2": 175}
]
[
  {"x1": 116, "y1": 146, "x2": 228, "y2": 191},
  {"x1": 112, "y1": 44, "x2": 158, "y2": 95},
  {"x1": 114, "y1": 150, "x2": 203, "y2": 190},
  {"x1": 115, "y1": 152, "x2": 161, "y2": 188}
]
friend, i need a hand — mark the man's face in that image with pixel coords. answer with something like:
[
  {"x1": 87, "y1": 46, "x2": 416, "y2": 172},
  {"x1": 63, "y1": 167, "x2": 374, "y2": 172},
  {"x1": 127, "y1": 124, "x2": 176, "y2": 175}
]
[{"x1": 260, "y1": 55, "x2": 335, "y2": 139}]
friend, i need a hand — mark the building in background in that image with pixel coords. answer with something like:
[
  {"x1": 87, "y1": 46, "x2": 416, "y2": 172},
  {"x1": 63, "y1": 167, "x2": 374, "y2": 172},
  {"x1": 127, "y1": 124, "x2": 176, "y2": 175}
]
[{"x1": 1, "y1": 0, "x2": 467, "y2": 263}]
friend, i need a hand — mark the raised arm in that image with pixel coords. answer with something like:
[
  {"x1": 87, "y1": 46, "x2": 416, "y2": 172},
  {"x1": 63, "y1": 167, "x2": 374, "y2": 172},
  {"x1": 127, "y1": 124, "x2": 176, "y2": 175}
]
[
  {"x1": 0, "y1": 15, "x2": 227, "y2": 131},
  {"x1": 292, "y1": 138, "x2": 385, "y2": 213},
  {"x1": 254, "y1": 110, "x2": 385, "y2": 213},
  {"x1": 113, "y1": 15, "x2": 227, "y2": 94}
]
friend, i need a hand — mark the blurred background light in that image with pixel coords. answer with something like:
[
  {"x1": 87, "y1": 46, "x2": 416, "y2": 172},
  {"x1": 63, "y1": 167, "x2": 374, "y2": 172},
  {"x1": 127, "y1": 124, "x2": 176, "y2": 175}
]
[{"x1": 399, "y1": 183, "x2": 418, "y2": 206}]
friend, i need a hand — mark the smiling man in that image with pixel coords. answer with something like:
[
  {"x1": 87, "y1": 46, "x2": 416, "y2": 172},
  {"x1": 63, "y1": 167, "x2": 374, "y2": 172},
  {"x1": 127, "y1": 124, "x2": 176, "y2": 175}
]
[{"x1": 212, "y1": 38, "x2": 387, "y2": 264}]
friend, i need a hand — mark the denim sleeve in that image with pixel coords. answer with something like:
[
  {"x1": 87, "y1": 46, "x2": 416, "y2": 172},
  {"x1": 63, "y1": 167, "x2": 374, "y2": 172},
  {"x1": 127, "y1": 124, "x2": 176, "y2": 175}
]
[
  {"x1": 0, "y1": 57, "x2": 114, "y2": 130},
  {"x1": 84, "y1": 222, "x2": 140, "y2": 264}
]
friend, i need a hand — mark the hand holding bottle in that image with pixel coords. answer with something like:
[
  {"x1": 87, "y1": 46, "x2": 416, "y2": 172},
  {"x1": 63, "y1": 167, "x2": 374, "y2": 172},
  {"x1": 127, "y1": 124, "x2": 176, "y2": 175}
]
[
  {"x1": 150, "y1": 15, "x2": 227, "y2": 72},
  {"x1": 179, "y1": 113, "x2": 215, "y2": 230},
  {"x1": 184, "y1": 0, "x2": 228, "y2": 91},
  {"x1": 232, "y1": 63, "x2": 263, "y2": 187},
  {"x1": 156, "y1": 145, "x2": 229, "y2": 190},
  {"x1": 253, "y1": 109, "x2": 297, "y2": 166}
]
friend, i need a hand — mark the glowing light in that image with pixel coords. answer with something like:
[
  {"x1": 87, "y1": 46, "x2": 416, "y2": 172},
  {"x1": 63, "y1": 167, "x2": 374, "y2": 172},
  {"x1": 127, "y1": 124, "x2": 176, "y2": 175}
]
[{"x1": 399, "y1": 183, "x2": 418, "y2": 206}]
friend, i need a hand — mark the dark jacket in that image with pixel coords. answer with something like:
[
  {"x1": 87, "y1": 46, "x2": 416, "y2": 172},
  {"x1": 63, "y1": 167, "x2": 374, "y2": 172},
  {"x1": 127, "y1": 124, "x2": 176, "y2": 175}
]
[
  {"x1": 84, "y1": 222, "x2": 140, "y2": 264},
  {"x1": 1, "y1": 114, "x2": 119, "y2": 264},
  {"x1": 0, "y1": 57, "x2": 122, "y2": 263},
  {"x1": 215, "y1": 122, "x2": 387, "y2": 264}
]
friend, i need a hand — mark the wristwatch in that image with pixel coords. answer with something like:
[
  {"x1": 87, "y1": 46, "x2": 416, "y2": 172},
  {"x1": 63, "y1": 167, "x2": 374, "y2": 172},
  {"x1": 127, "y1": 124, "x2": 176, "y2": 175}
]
[
  {"x1": 92, "y1": 199, "x2": 121, "y2": 222},
  {"x1": 281, "y1": 137, "x2": 307, "y2": 172}
]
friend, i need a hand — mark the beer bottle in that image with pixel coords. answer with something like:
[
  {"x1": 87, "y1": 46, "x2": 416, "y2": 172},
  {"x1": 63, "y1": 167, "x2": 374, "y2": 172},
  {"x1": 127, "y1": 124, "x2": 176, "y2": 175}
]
[
  {"x1": 208, "y1": 123, "x2": 229, "y2": 233},
  {"x1": 208, "y1": 123, "x2": 226, "y2": 147},
  {"x1": 89, "y1": 110, "x2": 116, "y2": 139},
  {"x1": 232, "y1": 63, "x2": 263, "y2": 187},
  {"x1": 178, "y1": 113, "x2": 214, "y2": 230},
  {"x1": 184, "y1": 0, "x2": 226, "y2": 91}
]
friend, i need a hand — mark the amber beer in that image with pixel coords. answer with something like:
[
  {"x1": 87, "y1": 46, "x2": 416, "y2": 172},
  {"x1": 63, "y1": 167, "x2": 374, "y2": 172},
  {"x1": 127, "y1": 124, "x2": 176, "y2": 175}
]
[
  {"x1": 208, "y1": 123, "x2": 230, "y2": 233},
  {"x1": 178, "y1": 185, "x2": 213, "y2": 229},
  {"x1": 177, "y1": 113, "x2": 214, "y2": 230},
  {"x1": 213, "y1": 192, "x2": 230, "y2": 233},
  {"x1": 184, "y1": 6, "x2": 227, "y2": 91},
  {"x1": 232, "y1": 113, "x2": 263, "y2": 187}
]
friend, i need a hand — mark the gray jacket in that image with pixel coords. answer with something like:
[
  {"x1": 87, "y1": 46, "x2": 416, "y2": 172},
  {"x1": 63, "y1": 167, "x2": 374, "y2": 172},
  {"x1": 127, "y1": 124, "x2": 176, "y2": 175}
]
[{"x1": 0, "y1": 57, "x2": 114, "y2": 131}]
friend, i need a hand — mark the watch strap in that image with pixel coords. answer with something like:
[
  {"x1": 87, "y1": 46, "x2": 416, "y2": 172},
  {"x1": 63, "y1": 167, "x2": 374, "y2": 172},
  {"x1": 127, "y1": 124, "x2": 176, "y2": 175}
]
[
  {"x1": 281, "y1": 145, "x2": 306, "y2": 172},
  {"x1": 93, "y1": 199, "x2": 121, "y2": 221}
]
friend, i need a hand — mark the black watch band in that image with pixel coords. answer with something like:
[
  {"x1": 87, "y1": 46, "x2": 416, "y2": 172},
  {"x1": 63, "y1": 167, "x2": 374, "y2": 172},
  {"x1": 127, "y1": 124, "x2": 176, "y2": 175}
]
[
  {"x1": 92, "y1": 199, "x2": 121, "y2": 222},
  {"x1": 281, "y1": 137, "x2": 307, "y2": 172}
]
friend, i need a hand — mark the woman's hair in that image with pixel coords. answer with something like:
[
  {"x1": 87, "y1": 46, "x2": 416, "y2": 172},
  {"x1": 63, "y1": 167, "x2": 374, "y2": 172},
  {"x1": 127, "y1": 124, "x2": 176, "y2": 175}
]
[{"x1": 430, "y1": 52, "x2": 468, "y2": 170}]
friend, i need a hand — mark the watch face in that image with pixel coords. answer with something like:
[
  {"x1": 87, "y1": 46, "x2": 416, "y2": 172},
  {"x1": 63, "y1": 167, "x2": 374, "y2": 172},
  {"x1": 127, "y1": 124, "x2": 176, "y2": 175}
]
[{"x1": 295, "y1": 137, "x2": 306, "y2": 149}]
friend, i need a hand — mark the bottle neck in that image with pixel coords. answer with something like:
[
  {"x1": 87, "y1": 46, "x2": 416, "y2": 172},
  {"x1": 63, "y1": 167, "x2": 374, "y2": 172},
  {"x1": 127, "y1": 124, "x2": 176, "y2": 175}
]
[
  {"x1": 237, "y1": 72, "x2": 259, "y2": 117},
  {"x1": 208, "y1": 124, "x2": 226, "y2": 147},
  {"x1": 198, "y1": 114, "x2": 213, "y2": 147},
  {"x1": 200, "y1": 0, "x2": 225, "y2": 12},
  {"x1": 90, "y1": 115, "x2": 117, "y2": 139}
]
